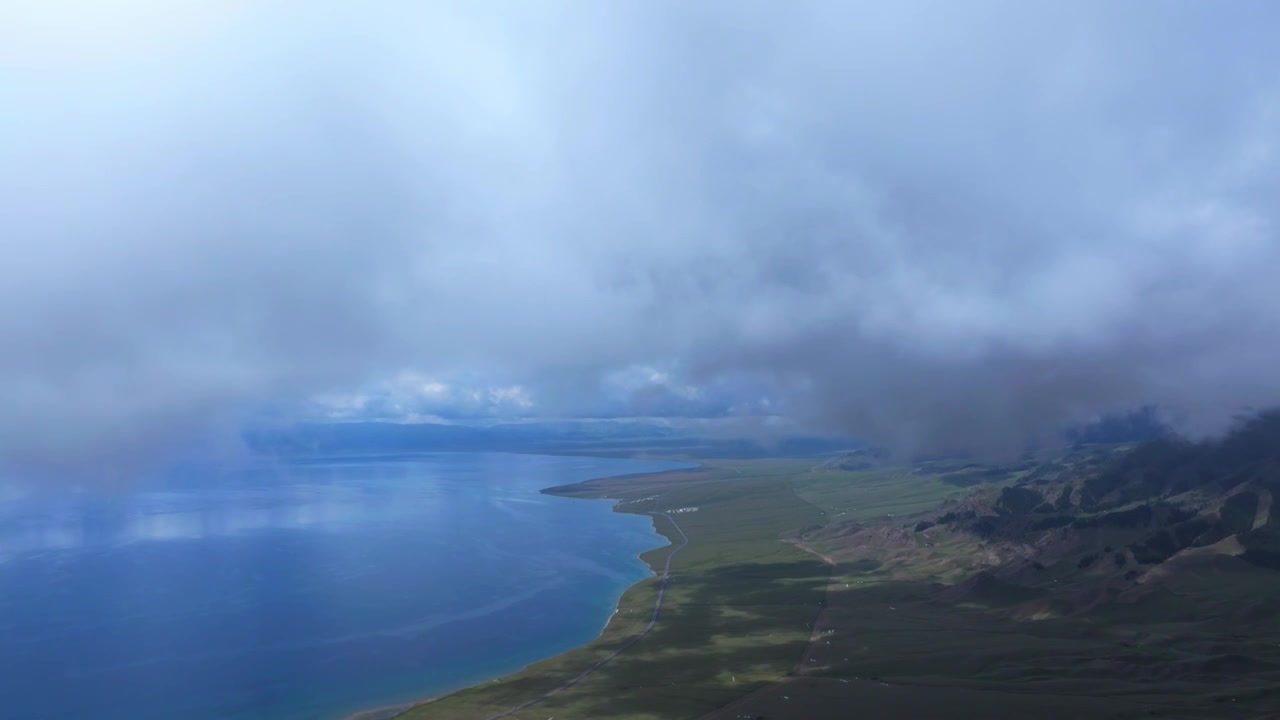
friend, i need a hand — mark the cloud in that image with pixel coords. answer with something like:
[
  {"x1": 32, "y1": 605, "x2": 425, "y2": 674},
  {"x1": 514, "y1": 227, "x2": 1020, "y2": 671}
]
[
  {"x1": 311, "y1": 373, "x2": 534, "y2": 422},
  {"x1": 3, "y1": 0, "x2": 1280, "y2": 472},
  {"x1": 307, "y1": 367, "x2": 771, "y2": 423}
]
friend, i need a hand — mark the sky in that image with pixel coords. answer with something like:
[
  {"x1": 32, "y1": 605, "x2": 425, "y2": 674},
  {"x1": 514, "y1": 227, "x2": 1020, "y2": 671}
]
[{"x1": 2, "y1": 0, "x2": 1279, "y2": 471}]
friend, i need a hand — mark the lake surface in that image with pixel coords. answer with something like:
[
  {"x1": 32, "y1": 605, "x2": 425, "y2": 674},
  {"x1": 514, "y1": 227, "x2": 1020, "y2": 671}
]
[{"x1": 0, "y1": 453, "x2": 690, "y2": 720}]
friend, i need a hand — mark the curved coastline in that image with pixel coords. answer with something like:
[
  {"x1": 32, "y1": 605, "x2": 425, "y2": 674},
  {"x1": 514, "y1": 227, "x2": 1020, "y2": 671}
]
[{"x1": 340, "y1": 459, "x2": 697, "y2": 720}]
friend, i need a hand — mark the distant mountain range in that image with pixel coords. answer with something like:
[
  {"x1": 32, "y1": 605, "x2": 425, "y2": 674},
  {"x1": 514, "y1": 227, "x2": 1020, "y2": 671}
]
[
  {"x1": 242, "y1": 419, "x2": 855, "y2": 459},
  {"x1": 244, "y1": 406, "x2": 1174, "y2": 462}
]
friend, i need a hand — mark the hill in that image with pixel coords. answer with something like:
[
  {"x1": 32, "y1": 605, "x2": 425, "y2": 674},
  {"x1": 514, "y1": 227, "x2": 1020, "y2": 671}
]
[{"x1": 914, "y1": 410, "x2": 1280, "y2": 589}]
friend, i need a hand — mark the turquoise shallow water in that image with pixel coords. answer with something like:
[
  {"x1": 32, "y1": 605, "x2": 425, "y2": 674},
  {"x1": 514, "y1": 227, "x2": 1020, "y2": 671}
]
[{"x1": 0, "y1": 452, "x2": 691, "y2": 720}]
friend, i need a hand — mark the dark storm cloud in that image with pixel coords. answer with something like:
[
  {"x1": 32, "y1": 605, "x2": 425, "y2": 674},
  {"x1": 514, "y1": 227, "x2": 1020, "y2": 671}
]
[{"x1": 2, "y1": 0, "x2": 1279, "y2": 471}]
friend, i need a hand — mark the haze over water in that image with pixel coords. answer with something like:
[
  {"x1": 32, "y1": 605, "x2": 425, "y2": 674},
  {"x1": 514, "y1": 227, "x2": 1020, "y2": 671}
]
[{"x1": 0, "y1": 453, "x2": 689, "y2": 720}]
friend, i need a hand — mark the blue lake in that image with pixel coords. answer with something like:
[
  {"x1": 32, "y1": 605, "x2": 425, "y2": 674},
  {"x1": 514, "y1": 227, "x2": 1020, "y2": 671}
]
[{"x1": 0, "y1": 453, "x2": 691, "y2": 720}]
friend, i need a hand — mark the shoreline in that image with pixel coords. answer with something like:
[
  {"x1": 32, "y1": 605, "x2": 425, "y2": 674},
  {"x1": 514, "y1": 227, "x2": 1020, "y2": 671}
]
[
  {"x1": 341, "y1": 697, "x2": 439, "y2": 720},
  {"x1": 339, "y1": 534, "x2": 666, "y2": 720},
  {"x1": 341, "y1": 459, "x2": 693, "y2": 720}
]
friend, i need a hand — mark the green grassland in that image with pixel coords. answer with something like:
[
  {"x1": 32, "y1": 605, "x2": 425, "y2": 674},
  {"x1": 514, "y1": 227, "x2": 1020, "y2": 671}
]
[
  {"x1": 706, "y1": 562, "x2": 1280, "y2": 720},
  {"x1": 398, "y1": 451, "x2": 1280, "y2": 720}
]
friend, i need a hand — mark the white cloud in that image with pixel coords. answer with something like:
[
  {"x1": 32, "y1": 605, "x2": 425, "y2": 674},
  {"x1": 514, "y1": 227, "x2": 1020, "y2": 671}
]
[
  {"x1": 309, "y1": 373, "x2": 536, "y2": 422},
  {"x1": 4, "y1": 0, "x2": 1280, "y2": 469}
]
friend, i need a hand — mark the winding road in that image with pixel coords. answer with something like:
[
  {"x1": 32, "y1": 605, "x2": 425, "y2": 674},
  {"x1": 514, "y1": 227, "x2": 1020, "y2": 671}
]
[{"x1": 486, "y1": 511, "x2": 690, "y2": 719}]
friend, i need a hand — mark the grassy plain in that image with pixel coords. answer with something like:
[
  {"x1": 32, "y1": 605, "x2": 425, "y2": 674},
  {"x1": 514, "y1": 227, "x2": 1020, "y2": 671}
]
[{"x1": 398, "y1": 457, "x2": 1280, "y2": 720}]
